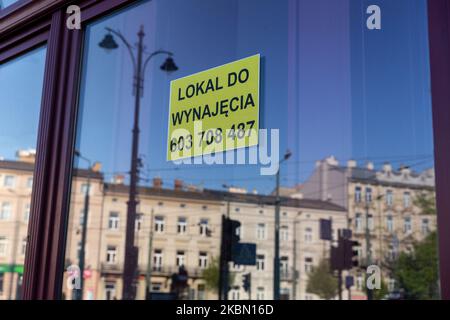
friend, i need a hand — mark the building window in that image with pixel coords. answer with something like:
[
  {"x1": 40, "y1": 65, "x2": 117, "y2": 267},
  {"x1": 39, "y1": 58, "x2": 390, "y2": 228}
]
[
  {"x1": 256, "y1": 254, "x2": 265, "y2": 271},
  {"x1": 176, "y1": 250, "x2": 185, "y2": 267},
  {"x1": 256, "y1": 223, "x2": 266, "y2": 240},
  {"x1": 199, "y1": 218, "x2": 209, "y2": 236},
  {"x1": 280, "y1": 225, "x2": 289, "y2": 241},
  {"x1": 198, "y1": 251, "x2": 208, "y2": 268},
  {"x1": 27, "y1": 177, "x2": 33, "y2": 189},
  {"x1": 3, "y1": 175, "x2": 15, "y2": 188},
  {"x1": 105, "y1": 283, "x2": 116, "y2": 300},
  {"x1": 106, "y1": 245, "x2": 117, "y2": 264},
  {"x1": 256, "y1": 287, "x2": 265, "y2": 300},
  {"x1": 368, "y1": 214, "x2": 374, "y2": 230},
  {"x1": 135, "y1": 213, "x2": 143, "y2": 231},
  {"x1": 153, "y1": 249, "x2": 163, "y2": 271},
  {"x1": 79, "y1": 209, "x2": 85, "y2": 226},
  {"x1": 387, "y1": 245, "x2": 396, "y2": 261},
  {"x1": 305, "y1": 257, "x2": 313, "y2": 273},
  {"x1": 0, "y1": 237, "x2": 8, "y2": 257},
  {"x1": 21, "y1": 238, "x2": 27, "y2": 256},
  {"x1": 386, "y1": 215, "x2": 394, "y2": 233},
  {"x1": 108, "y1": 212, "x2": 119, "y2": 230},
  {"x1": 355, "y1": 186, "x2": 362, "y2": 203},
  {"x1": 388, "y1": 278, "x2": 396, "y2": 292},
  {"x1": 151, "y1": 282, "x2": 163, "y2": 292},
  {"x1": 304, "y1": 227, "x2": 313, "y2": 243},
  {"x1": 356, "y1": 273, "x2": 364, "y2": 290},
  {"x1": 355, "y1": 213, "x2": 363, "y2": 232},
  {"x1": 155, "y1": 216, "x2": 165, "y2": 233},
  {"x1": 386, "y1": 190, "x2": 393, "y2": 207},
  {"x1": 230, "y1": 288, "x2": 240, "y2": 300},
  {"x1": 281, "y1": 256, "x2": 289, "y2": 278},
  {"x1": 24, "y1": 203, "x2": 30, "y2": 221},
  {"x1": 365, "y1": 187, "x2": 372, "y2": 203},
  {"x1": 0, "y1": 202, "x2": 11, "y2": 220},
  {"x1": 80, "y1": 183, "x2": 90, "y2": 195},
  {"x1": 237, "y1": 224, "x2": 243, "y2": 238},
  {"x1": 280, "y1": 288, "x2": 290, "y2": 300},
  {"x1": 403, "y1": 192, "x2": 411, "y2": 208},
  {"x1": 231, "y1": 263, "x2": 243, "y2": 272},
  {"x1": 178, "y1": 217, "x2": 187, "y2": 234},
  {"x1": 355, "y1": 246, "x2": 363, "y2": 263},
  {"x1": 421, "y1": 218, "x2": 429, "y2": 236},
  {"x1": 76, "y1": 241, "x2": 82, "y2": 261},
  {"x1": 404, "y1": 217, "x2": 412, "y2": 234},
  {"x1": 197, "y1": 284, "x2": 206, "y2": 300}
]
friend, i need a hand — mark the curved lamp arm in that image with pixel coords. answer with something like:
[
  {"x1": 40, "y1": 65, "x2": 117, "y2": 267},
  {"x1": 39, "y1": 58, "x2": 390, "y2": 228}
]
[
  {"x1": 105, "y1": 27, "x2": 137, "y2": 74},
  {"x1": 143, "y1": 50, "x2": 174, "y2": 77}
]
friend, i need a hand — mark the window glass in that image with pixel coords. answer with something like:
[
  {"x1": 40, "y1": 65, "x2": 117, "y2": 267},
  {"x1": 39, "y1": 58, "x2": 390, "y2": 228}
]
[
  {"x1": 0, "y1": 0, "x2": 19, "y2": 10},
  {"x1": 62, "y1": 0, "x2": 438, "y2": 301},
  {"x1": 0, "y1": 46, "x2": 46, "y2": 300}
]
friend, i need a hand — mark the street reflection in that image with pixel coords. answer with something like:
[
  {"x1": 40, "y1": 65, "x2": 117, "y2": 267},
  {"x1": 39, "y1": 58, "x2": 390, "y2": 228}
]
[
  {"x1": 60, "y1": 0, "x2": 438, "y2": 301},
  {"x1": 0, "y1": 46, "x2": 47, "y2": 300}
]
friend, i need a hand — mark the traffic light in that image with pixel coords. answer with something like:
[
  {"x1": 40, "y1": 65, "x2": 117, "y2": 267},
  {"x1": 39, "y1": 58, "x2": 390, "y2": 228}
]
[
  {"x1": 350, "y1": 240, "x2": 360, "y2": 268},
  {"x1": 343, "y1": 239, "x2": 360, "y2": 269},
  {"x1": 219, "y1": 216, "x2": 242, "y2": 300},
  {"x1": 242, "y1": 273, "x2": 251, "y2": 292},
  {"x1": 223, "y1": 217, "x2": 241, "y2": 261}
]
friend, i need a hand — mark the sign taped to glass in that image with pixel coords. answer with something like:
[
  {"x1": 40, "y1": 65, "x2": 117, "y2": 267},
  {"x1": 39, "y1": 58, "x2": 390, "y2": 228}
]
[{"x1": 167, "y1": 54, "x2": 260, "y2": 161}]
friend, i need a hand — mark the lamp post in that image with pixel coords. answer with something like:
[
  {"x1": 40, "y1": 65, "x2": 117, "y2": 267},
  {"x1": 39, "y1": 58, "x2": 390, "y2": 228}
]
[
  {"x1": 274, "y1": 150, "x2": 292, "y2": 300},
  {"x1": 74, "y1": 150, "x2": 92, "y2": 301},
  {"x1": 99, "y1": 25, "x2": 178, "y2": 300},
  {"x1": 364, "y1": 193, "x2": 383, "y2": 301}
]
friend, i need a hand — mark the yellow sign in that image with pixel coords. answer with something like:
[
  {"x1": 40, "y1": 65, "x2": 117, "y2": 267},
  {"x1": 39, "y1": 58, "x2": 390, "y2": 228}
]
[{"x1": 167, "y1": 54, "x2": 260, "y2": 161}]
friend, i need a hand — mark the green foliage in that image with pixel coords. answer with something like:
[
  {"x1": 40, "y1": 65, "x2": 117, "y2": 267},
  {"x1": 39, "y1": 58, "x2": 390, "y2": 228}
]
[
  {"x1": 306, "y1": 259, "x2": 338, "y2": 300},
  {"x1": 373, "y1": 278, "x2": 389, "y2": 300},
  {"x1": 201, "y1": 257, "x2": 235, "y2": 293},
  {"x1": 393, "y1": 231, "x2": 440, "y2": 300},
  {"x1": 414, "y1": 191, "x2": 436, "y2": 215}
]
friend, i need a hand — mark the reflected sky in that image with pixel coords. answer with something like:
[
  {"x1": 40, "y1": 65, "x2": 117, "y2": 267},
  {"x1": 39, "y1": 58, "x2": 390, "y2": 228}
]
[
  {"x1": 0, "y1": 47, "x2": 47, "y2": 161},
  {"x1": 0, "y1": 0, "x2": 20, "y2": 9},
  {"x1": 72, "y1": 0, "x2": 433, "y2": 193}
]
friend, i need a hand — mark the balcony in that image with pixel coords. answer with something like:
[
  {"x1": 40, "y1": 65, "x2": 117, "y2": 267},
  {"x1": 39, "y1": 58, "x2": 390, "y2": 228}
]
[
  {"x1": 138, "y1": 265, "x2": 206, "y2": 279},
  {"x1": 280, "y1": 270, "x2": 294, "y2": 281},
  {"x1": 101, "y1": 262, "x2": 123, "y2": 274}
]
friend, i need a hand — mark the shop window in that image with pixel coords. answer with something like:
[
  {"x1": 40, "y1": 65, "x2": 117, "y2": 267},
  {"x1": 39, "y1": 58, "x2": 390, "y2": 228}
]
[{"x1": 57, "y1": 0, "x2": 439, "y2": 301}]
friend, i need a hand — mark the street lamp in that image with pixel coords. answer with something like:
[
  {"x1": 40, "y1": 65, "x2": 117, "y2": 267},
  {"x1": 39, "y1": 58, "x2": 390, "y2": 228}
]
[
  {"x1": 274, "y1": 150, "x2": 292, "y2": 300},
  {"x1": 74, "y1": 150, "x2": 92, "y2": 301},
  {"x1": 99, "y1": 25, "x2": 178, "y2": 300}
]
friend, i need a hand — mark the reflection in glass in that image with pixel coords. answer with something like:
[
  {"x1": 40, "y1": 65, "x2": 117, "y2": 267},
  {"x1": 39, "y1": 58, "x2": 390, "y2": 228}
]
[
  {"x1": 63, "y1": 0, "x2": 438, "y2": 300},
  {"x1": 0, "y1": 46, "x2": 47, "y2": 300},
  {"x1": 0, "y1": 0, "x2": 20, "y2": 10}
]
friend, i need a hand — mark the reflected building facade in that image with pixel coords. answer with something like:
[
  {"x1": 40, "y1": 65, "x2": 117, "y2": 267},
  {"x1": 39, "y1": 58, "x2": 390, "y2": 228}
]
[{"x1": 299, "y1": 156, "x2": 437, "y2": 298}]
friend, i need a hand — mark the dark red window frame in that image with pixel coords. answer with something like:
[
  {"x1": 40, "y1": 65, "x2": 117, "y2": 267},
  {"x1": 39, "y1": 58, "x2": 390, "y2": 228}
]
[
  {"x1": 0, "y1": 0, "x2": 449, "y2": 300},
  {"x1": 428, "y1": 0, "x2": 450, "y2": 301},
  {"x1": 0, "y1": 0, "x2": 136, "y2": 300}
]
